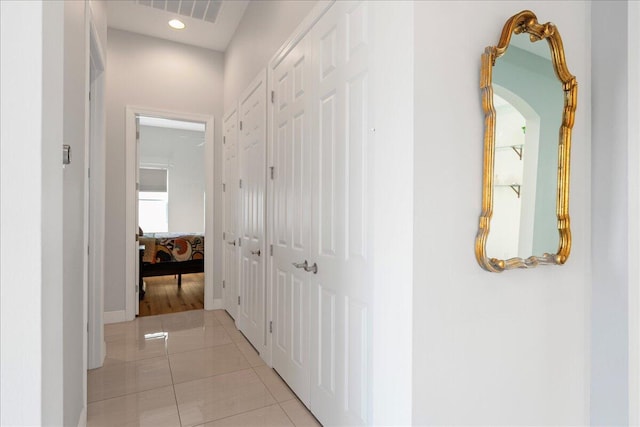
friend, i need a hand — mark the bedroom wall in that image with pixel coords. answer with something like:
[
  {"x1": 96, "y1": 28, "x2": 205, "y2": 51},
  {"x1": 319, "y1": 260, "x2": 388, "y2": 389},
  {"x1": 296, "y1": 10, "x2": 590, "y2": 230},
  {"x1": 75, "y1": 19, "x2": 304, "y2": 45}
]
[
  {"x1": 413, "y1": 1, "x2": 591, "y2": 424},
  {"x1": 223, "y1": 0, "x2": 316, "y2": 110},
  {"x1": 139, "y1": 125, "x2": 206, "y2": 233},
  {"x1": 105, "y1": 29, "x2": 224, "y2": 312}
]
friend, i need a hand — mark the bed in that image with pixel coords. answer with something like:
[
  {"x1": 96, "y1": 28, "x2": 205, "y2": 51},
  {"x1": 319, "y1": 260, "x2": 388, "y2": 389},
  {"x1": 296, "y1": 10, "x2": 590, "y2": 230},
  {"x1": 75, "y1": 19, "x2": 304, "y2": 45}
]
[{"x1": 139, "y1": 233, "x2": 204, "y2": 299}]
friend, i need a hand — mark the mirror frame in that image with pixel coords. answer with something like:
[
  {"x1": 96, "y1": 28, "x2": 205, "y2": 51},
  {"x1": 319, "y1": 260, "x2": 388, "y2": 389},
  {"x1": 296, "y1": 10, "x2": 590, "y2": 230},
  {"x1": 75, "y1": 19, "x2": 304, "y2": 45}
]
[{"x1": 475, "y1": 10, "x2": 577, "y2": 272}]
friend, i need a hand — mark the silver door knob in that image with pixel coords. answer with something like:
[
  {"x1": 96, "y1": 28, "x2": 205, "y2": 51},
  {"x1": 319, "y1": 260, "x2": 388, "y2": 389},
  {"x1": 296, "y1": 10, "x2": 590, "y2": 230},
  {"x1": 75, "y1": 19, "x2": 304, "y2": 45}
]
[
  {"x1": 251, "y1": 249, "x2": 261, "y2": 256},
  {"x1": 304, "y1": 262, "x2": 318, "y2": 274},
  {"x1": 292, "y1": 260, "x2": 308, "y2": 269},
  {"x1": 227, "y1": 240, "x2": 236, "y2": 246}
]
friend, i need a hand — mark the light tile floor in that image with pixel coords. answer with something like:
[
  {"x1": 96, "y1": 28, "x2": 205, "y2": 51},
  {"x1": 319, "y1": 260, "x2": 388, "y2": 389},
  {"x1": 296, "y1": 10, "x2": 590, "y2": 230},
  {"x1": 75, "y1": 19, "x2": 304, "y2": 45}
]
[{"x1": 88, "y1": 309, "x2": 321, "y2": 427}]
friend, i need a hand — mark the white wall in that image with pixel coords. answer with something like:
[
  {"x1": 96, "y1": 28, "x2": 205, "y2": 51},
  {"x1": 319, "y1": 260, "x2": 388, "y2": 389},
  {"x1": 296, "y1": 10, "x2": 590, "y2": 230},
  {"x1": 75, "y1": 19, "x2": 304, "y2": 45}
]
[
  {"x1": 223, "y1": 0, "x2": 316, "y2": 110},
  {"x1": 0, "y1": 1, "x2": 64, "y2": 425},
  {"x1": 105, "y1": 29, "x2": 224, "y2": 311},
  {"x1": 628, "y1": 3, "x2": 640, "y2": 423},
  {"x1": 413, "y1": 2, "x2": 591, "y2": 425},
  {"x1": 590, "y1": 1, "x2": 634, "y2": 424},
  {"x1": 63, "y1": 1, "x2": 90, "y2": 425},
  {"x1": 139, "y1": 126, "x2": 205, "y2": 233}
]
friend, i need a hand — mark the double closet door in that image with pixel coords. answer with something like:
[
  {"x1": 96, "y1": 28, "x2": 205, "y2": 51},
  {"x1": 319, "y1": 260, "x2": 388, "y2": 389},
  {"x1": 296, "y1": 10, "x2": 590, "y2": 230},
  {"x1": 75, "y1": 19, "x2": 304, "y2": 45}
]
[{"x1": 270, "y1": 2, "x2": 372, "y2": 425}]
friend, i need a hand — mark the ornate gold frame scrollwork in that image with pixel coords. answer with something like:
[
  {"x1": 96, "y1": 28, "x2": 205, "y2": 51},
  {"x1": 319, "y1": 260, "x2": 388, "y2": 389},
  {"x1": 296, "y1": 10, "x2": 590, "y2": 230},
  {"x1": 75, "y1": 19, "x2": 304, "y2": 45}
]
[{"x1": 475, "y1": 10, "x2": 577, "y2": 272}]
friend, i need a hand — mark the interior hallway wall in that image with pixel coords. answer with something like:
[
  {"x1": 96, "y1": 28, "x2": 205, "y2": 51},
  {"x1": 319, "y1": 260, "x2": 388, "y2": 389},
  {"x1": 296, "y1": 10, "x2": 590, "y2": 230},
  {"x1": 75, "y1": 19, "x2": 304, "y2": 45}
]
[
  {"x1": 62, "y1": 1, "x2": 90, "y2": 425},
  {"x1": 105, "y1": 29, "x2": 224, "y2": 312},
  {"x1": 413, "y1": 1, "x2": 591, "y2": 424},
  {"x1": 590, "y1": 1, "x2": 640, "y2": 424},
  {"x1": 0, "y1": 1, "x2": 65, "y2": 424},
  {"x1": 223, "y1": 0, "x2": 316, "y2": 109}
]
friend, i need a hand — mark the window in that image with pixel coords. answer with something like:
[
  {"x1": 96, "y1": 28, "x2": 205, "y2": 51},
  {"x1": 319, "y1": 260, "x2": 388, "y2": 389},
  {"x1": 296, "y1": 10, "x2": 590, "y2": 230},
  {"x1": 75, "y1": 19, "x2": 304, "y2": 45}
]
[{"x1": 138, "y1": 168, "x2": 168, "y2": 233}]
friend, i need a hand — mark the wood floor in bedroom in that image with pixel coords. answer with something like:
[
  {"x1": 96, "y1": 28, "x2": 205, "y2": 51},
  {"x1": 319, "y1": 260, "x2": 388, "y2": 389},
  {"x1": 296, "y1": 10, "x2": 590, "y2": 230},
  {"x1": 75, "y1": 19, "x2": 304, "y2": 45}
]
[{"x1": 139, "y1": 273, "x2": 204, "y2": 317}]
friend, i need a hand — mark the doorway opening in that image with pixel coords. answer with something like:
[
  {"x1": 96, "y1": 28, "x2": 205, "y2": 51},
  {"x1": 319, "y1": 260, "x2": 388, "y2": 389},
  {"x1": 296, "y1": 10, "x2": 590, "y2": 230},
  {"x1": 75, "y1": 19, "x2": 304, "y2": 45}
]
[
  {"x1": 125, "y1": 107, "x2": 214, "y2": 321},
  {"x1": 137, "y1": 116, "x2": 207, "y2": 316}
]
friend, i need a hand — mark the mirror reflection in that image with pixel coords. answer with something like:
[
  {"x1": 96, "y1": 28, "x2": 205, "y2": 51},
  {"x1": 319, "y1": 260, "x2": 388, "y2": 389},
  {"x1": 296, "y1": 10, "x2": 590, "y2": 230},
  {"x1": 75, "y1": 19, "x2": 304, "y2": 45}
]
[{"x1": 485, "y1": 32, "x2": 564, "y2": 260}]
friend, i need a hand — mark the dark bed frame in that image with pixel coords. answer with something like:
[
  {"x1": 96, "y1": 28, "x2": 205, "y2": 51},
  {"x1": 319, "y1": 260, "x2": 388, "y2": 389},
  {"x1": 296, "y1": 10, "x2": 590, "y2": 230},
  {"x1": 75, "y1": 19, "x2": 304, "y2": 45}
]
[{"x1": 139, "y1": 245, "x2": 204, "y2": 300}]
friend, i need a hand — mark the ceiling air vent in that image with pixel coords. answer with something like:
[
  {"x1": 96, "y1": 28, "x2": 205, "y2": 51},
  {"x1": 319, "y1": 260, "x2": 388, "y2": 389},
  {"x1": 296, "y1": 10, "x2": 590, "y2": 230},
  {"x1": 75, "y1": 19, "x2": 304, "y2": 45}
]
[{"x1": 136, "y1": 0, "x2": 222, "y2": 24}]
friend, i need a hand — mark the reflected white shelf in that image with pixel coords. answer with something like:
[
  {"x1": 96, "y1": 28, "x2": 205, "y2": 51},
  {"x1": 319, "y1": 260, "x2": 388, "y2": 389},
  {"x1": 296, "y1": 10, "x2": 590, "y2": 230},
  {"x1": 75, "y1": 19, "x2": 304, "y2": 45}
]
[
  {"x1": 496, "y1": 144, "x2": 523, "y2": 160},
  {"x1": 495, "y1": 183, "x2": 521, "y2": 198}
]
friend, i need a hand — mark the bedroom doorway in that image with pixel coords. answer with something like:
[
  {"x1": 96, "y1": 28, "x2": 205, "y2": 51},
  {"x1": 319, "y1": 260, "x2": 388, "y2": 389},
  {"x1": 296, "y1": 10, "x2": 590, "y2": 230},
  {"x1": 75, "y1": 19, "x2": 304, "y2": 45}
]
[
  {"x1": 125, "y1": 107, "x2": 214, "y2": 320},
  {"x1": 137, "y1": 116, "x2": 206, "y2": 316}
]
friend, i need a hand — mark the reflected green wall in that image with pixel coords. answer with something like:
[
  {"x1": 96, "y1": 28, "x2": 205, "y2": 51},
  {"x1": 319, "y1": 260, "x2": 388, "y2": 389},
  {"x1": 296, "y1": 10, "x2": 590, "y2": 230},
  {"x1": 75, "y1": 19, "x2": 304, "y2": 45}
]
[{"x1": 494, "y1": 43, "x2": 564, "y2": 255}]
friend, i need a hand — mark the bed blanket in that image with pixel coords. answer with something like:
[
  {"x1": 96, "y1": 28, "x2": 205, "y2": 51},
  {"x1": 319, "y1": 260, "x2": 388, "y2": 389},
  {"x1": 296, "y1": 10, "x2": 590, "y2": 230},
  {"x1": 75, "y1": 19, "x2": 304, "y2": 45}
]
[{"x1": 140, "y1": 234, "x2": 204, "y2": 264}]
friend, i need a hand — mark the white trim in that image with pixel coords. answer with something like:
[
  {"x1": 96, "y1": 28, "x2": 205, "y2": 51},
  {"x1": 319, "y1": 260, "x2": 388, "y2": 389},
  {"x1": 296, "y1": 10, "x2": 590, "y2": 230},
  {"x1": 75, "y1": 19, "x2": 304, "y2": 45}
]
[
  {"x1": 629, "y1": 1, "x2": 640, "y2": 423},
  {"x1": 87, "y1": 8, "x2": 106, "y2": 372},
  {"x1": 76, "y1": 407, "x2": 86, "y2": 427},
  {"x1": 104, "y1": 310, "x2": 126, "y2": 325},
  {"x1": 210, "y1": 298, "x2": 224, "y2": 310},
  {"x1": 82, "y1": 1, "x2": 90, "y2": 417},
  {"x1": 269, "y1": 1, "x2": 333, "y2": 69},
  {"x1": 125, "y1": 106, "x2": 215, "y2": 319}
]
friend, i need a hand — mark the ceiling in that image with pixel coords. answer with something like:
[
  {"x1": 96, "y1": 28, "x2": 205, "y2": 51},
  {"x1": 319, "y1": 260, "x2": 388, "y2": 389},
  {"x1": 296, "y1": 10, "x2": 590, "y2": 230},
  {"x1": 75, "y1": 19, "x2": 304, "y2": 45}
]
[{"x1": 106, "y1": 0, "x2": 249, "y2": 51}]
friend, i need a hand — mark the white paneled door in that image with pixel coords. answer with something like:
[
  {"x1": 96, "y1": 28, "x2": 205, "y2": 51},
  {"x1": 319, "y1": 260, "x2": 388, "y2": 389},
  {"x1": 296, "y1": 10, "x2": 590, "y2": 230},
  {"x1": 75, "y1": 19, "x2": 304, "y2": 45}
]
[
  {"x1": 268, "y1": 2, "x2": 372, "y2": 425},
  {"x1": 309, "y1": 3, "x2": 371, "y2": 425},
  {"x1": 223, "y1": 109, "x2": 239, "y2": 318},
  {"x1": 270, "y1": 34, "x2": 312, "y2": 405},
  {"x1": 237, "y1": 70, "x2": 267, "y2": 351}
]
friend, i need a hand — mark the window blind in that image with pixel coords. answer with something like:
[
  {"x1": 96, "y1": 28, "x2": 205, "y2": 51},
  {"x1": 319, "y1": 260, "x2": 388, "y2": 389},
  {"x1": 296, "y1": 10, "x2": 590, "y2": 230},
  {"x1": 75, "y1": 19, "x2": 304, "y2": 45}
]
[{"x1": 139, "y1": 168, "x2": 167, "y2": 192}]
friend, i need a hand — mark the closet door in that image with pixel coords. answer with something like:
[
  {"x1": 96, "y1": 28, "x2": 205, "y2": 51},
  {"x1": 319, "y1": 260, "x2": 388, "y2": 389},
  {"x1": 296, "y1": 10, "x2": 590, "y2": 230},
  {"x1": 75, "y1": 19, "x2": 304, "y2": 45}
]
[
  {"x1": 270, "y1": 36, "x2": 312, "y2": 405},
  {"x1": 309, "y1": 2, "x2": 372, "y2": 425},
  {"x1": 237, "y1": 71, "x2": 267, "y2": 351},
  {"x1": 222, "y1": 109, "x2": 239, "y2": 318}
]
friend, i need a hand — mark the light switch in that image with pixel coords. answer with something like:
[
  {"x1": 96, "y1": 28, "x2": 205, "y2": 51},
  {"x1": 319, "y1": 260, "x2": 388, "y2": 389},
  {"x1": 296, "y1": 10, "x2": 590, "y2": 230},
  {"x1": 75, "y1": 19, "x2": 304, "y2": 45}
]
[{"x1": 63, "y1": 144, "x2": 71, "y2": 165}]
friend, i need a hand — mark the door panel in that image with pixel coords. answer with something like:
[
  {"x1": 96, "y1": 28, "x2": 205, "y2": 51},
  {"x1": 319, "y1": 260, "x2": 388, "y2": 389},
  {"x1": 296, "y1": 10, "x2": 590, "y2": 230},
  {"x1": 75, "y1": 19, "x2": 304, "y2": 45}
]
[
  {"x1": 268, "y1": 2, "x2": 372, "y2": 425},
  {"x1": 223, "y1": 110, "x2": 239, "y2": 318},
  {"x1": 309, "y1": 2, "x2": 371, "y2": 426},
  {"x1": 270, "y1": 35, "x2": 312, "y2": 405},
  {"x1": 237, "y1": 72, "x2": 267, "y2": 351}
]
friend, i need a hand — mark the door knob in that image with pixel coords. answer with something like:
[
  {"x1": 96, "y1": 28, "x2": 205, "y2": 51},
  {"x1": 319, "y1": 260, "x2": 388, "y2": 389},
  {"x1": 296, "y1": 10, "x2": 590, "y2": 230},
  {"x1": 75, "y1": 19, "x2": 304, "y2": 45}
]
[
  {"x1": 227, "y1": 240, "x2": 236, "y2": 246},
  {"x1": 292, "y1": 260, "x2": 308, "y2": 269},
  {"x1": 304, "y1": 262, "x2": 318, "y2": 274},
  {"x1": 251, "y1": 249, "x2": 261, "y2": 256}
]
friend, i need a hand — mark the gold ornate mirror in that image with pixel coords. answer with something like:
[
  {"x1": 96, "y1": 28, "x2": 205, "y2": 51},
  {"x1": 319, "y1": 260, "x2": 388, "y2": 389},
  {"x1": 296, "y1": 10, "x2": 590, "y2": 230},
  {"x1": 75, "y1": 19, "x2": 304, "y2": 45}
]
[{"x1": 475, "y1": 10, "x2": 577, "y2": 272}]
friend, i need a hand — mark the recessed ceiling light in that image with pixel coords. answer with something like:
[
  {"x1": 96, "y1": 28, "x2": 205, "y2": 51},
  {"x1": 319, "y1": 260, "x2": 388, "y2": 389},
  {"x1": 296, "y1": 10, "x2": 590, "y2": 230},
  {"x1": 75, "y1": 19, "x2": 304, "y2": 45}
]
[{"x1": 168, "y1": 19, "x2": 185, "y2": 30}]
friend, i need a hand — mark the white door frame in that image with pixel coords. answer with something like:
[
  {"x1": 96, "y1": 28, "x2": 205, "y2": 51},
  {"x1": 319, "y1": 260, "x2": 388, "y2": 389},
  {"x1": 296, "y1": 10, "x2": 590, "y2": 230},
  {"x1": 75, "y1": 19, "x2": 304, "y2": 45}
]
[
  {"x1": 125, "y1": 106, "x2": 215, "y2": 320},
  {"x1": 87, "y1": 14, "x2": 106, "y2": 370}
]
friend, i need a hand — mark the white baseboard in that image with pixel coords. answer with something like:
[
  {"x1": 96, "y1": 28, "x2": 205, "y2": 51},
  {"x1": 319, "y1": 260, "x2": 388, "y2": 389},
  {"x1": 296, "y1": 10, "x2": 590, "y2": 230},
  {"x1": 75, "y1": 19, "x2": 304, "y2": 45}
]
[
  {"x1": 77, "y1": 407, "x2": 86, "y2": 427},
  {"x1": 104, "y1": 310, "x2": 126, "y2": 324}
]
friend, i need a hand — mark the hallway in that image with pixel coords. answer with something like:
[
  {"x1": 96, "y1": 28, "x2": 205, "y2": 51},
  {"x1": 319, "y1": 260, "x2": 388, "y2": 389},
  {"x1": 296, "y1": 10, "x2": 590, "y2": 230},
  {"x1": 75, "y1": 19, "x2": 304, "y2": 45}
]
[{"x1": 88, "y1": 310, "x2": 319, "y2": 426}]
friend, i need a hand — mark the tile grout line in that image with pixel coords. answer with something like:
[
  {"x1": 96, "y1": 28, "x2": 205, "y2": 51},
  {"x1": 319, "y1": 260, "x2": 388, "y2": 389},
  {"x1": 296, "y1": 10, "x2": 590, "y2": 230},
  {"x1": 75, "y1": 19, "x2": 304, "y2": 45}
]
[
  {"x1": 94, "y1": 310, "x2": 311, "y2": 426},
  {"x1": 166, "y1": 346, "x2": 185, "y2": 427},
  {"x1": 88, "y1": 355, "x2": 174, "y2": 404},
  {"x1": 212, "y1": 315, "x2": 284, "y2": 423},
  {"x1": 278, "y1": 401, "x2": 299, "y2": 427}
]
